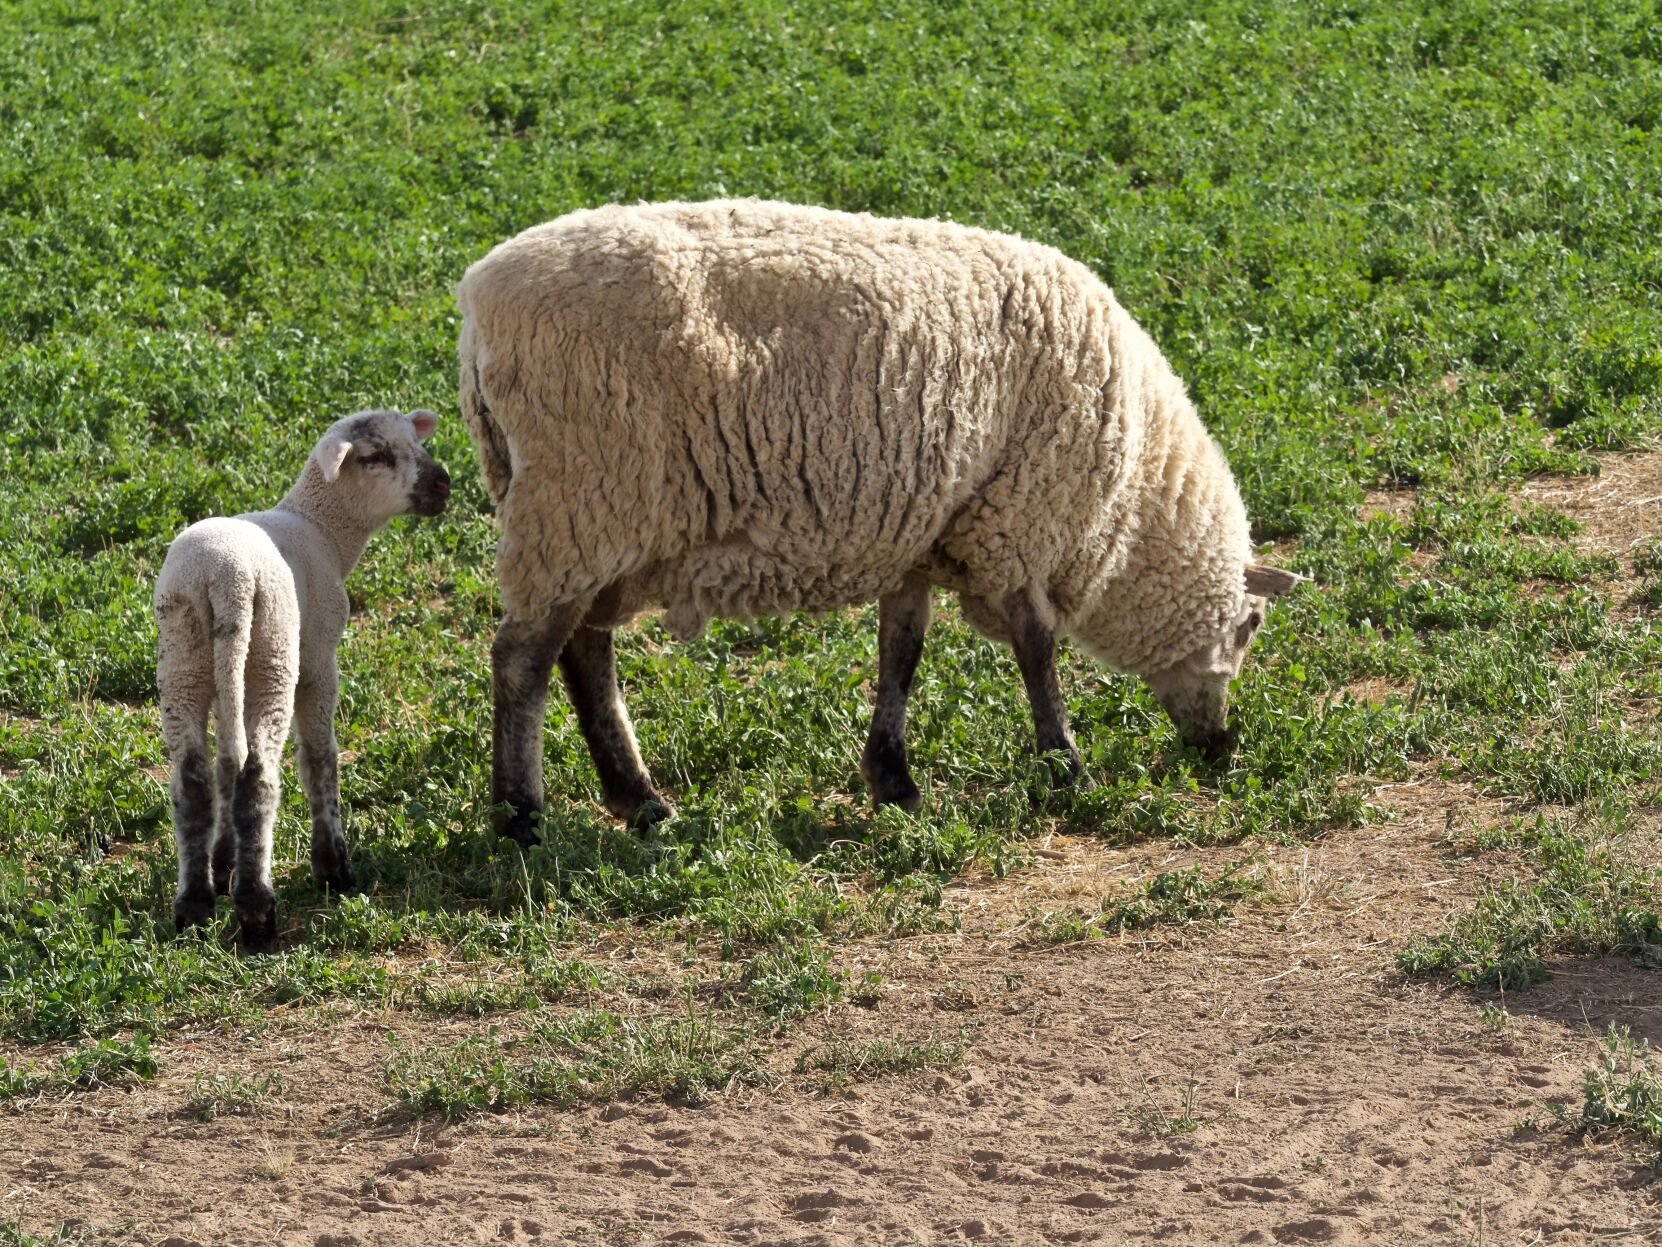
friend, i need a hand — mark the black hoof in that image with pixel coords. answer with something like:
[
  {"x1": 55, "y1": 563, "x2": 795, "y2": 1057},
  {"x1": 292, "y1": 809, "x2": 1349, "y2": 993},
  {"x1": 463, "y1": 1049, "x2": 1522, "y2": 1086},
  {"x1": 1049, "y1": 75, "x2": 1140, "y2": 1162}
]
[
  {"x1": 314, "y1": 858, "x2": 356, "y2": 895},
  {"x1": 492, "y1": 801, "x2": 543, "y2": 848},
  {"x1": 173, "y1": 890, "x2": 217, "y2": 934},
  {"x1": 233, "y1": 887, "x2": 279, "y2": 955},
  {"x1": 861, "y1": 747, "x2": 924, "y2": 813},
  {"x1": 869, "y1": 773, "x2": 923, "y2": 813},
  {"x1": 311, "y1": 840, "x2": 356, "y2": 894},
  {"x1": 621, "y1": 794, "x2": 675, "y2": 831},
  {"x1": 236, "y1": 910, "x2": 278, "y2": 955}
]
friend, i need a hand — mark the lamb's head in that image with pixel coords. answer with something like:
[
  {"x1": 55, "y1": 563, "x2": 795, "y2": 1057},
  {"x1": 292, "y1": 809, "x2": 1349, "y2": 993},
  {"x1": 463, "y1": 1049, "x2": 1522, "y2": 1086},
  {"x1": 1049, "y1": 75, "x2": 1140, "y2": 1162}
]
[
  {"x1": 1141, "y1": 564, "x2": 1304, "y2": 762},
  {"x1": 312, "y1": 409, "x2": 452, "y2": 522}
]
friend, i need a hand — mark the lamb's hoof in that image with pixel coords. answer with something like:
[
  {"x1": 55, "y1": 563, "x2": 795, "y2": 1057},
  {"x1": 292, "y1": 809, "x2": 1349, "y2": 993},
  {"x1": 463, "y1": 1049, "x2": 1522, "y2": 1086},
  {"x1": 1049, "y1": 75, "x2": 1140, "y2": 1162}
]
[
  {"x1": 233, "y1": 886, "x2": 279, "y2": 955},
  {"x1": 311, "y1": 836, "x2": 356, "y2": 894},
  {"x1": 235, "y1": 909, "x2": 278, "y2": 955},
  {"x1": 313, "y1": 858, "x2": 356, "y2": 896},
  {"x1": 867, "y1": 773, "x2": 923, "y2": 813},
  {"x1": 492, "y1": 802, "x2": 543, "y2": 848},
  {"x1": 173, "y1": 889, "x2": 217, "y2": 935}
]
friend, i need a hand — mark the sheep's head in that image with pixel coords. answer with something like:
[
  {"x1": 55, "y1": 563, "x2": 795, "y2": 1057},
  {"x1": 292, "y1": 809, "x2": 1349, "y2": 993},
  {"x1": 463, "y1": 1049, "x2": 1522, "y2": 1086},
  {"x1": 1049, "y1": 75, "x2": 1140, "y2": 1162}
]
[
  {"x1": 313, "y1": 409, "x2": 452, "y2": 522},
  {"x1": 1142, "y1": 563, "x2": 1304, "y2": 763}
]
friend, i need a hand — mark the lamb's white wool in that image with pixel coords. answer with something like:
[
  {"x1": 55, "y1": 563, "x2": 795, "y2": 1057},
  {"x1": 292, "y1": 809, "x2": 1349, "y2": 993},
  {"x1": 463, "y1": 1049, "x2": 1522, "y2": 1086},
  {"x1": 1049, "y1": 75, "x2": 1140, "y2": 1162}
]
[
  {"x1": 153, "y1": 409, "x2": 449, "y2": 951},
  {"x1": 456, "y1": 200, "x2": 1300, "y2": 839}
]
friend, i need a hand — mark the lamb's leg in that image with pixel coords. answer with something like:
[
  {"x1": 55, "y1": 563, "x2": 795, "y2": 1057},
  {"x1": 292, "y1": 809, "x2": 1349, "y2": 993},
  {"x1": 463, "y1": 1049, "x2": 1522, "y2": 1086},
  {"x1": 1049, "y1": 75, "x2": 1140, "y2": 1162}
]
[
  {"x1": 230, "y1": 677, "x2": 295, "y2": 954},
  {"x1": 1003, "y1": 591, "x2": 1084, "y2": 784},
  {"x1": 492, "y1": 604, "x2": 584, "y2": 846},
  {"x1": 295, "y1": 660, "x2": 353, "y2": 894},
  {"x1": 860, "y1": 579, "x2": 931, "y2": 811},
  {"x1": 159, "y1": 647, "x2": 217, "y2": 932},
  {"x1": 557, "y1": 622, "x2": 672, "y2": 827},
  {"x1": 211, "y1": 746, "x2": 237, "y2": 896}
]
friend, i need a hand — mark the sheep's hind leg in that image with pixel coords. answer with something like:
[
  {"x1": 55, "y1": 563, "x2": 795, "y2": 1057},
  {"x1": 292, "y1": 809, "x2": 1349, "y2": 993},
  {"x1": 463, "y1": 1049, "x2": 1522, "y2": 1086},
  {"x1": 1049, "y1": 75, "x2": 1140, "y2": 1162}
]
[
  {"x1": 860, "y1": 579, "x2": 932, "y2": 811},
  {"x1": 1003, "y1": 591, "x2": 1085, "y2": 786},
  {"x1": 230, "y1": 679, "x2": 295, "y2": 954},
  {"x1": 492, "y1": 604, "x2": 584, "y2": 846},
  {"x1": 295, "y1": 661, "x2": 353, "y2": 894},
  {"x1": 558, "y1": 620, "x2": 672, "y2": 828}
]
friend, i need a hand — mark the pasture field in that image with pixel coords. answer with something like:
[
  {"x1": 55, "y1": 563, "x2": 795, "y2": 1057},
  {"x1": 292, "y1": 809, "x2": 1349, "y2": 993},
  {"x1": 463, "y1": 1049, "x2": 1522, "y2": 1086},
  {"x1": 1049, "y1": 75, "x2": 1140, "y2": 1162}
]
[{"x1": 3, "y1": 0, "x2": 1662, "y2": 1241}]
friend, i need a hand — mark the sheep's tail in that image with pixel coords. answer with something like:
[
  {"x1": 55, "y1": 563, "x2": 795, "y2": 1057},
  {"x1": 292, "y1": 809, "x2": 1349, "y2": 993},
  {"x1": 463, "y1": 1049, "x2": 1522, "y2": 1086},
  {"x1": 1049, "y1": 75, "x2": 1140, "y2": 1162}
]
[
  {"x1": 206, "y1": 579, "x2": 253, "y2": 770},
  {"x1": 458, "y1": 311, "x2": 514, "y2": 507}
]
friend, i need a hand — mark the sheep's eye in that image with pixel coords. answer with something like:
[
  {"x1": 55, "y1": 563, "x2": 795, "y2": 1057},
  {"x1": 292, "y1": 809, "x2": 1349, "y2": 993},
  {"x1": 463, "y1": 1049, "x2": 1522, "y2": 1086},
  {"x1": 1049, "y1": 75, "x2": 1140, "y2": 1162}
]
[{"x1": 357, "y1": 451, "x2": 394, "y2": 469}]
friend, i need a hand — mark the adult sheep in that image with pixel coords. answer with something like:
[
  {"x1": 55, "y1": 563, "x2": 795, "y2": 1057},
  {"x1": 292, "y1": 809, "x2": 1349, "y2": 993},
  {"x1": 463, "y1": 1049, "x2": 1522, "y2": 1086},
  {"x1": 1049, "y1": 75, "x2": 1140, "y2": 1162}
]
[{"x1": 456, "y1": 199, "x2": 1300, "y2": 843}]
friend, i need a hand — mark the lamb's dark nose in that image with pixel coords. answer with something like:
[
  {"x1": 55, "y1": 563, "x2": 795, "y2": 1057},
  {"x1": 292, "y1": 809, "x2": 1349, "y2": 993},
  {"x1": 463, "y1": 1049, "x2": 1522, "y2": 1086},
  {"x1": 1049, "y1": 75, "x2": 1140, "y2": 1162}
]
[{"x1": 414, "y1": 465, "x2": 451, "y2": 515}]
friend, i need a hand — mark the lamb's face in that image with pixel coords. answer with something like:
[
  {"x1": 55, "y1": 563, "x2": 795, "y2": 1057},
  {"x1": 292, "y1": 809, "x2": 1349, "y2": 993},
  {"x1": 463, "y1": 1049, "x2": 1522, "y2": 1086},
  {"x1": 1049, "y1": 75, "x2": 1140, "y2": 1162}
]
[
  {"x1": 314, "y1": 409, "x2": 452, "y2": 523},
  {"x1": 1142, "y1": 564, "x2": 1303, "y2": 763}
]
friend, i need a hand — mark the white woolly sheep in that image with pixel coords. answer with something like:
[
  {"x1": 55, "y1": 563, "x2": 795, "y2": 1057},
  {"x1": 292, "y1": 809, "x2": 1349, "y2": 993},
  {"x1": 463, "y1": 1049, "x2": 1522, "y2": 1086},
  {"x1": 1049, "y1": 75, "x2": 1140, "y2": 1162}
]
[
  {"x1": 455, "y1": 199, "x2": 1301, "y2": 842},
  {"x1": 154, "y1": 410, "x2": 450, "y2": 951}
]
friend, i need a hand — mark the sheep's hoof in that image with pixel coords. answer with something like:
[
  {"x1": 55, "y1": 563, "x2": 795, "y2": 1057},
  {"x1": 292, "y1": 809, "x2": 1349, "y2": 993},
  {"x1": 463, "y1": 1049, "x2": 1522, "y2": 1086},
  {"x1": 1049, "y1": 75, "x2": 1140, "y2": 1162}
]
[
  {"x1": 173, "y1": 890, "x2": 217, "y2": 934},
  {"x1": 623, "y1": 795, "x2": 675, "y2": 831}
]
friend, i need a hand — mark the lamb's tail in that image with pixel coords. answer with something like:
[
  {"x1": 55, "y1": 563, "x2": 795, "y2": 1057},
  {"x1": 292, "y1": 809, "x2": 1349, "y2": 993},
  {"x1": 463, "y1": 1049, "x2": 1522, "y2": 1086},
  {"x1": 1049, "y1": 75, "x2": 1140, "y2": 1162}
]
[
  {"x1": 458, "y1": 312, "x2": 514, "y2": 506},
  {"x1": 206, "y1": 578, "x2": 253, "y2": 771}
]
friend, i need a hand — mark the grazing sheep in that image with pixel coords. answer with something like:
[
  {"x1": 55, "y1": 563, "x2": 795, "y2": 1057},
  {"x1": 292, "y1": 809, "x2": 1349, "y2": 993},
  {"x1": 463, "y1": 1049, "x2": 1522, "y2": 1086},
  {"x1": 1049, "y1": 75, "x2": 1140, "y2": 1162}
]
[
  {"x1": 455, "y1": 200, "x2": 1301, "y2": 843},
  {"x1": 154, "y1": 410, "x2": 451, "y2": 951}
]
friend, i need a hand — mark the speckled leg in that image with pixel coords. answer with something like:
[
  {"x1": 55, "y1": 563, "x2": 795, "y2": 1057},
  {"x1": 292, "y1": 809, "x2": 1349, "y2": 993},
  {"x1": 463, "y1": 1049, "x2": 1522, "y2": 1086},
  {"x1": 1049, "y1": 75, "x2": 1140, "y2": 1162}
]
[
  {"x1": 230, "y1": 675, "x2": 294, "y2": 955},
  {"x1": 860, "y1": 579, "x2": 932, "y2": 811},
  {"x1": 1003, "y1": 592, "x2": 1084, "y2": 784},
  {"x1": 158, "y1": 605, "x2": 218, "y2": 933},
  {"x1": 295, "y1": 662, "x2": 353, "y2": 894},
  {"x1": 558, "y1": 622, "x2": 672, "y2": 828},
  {"x1": 491, "y1": 604, "x2": 584, "y2": 846}
]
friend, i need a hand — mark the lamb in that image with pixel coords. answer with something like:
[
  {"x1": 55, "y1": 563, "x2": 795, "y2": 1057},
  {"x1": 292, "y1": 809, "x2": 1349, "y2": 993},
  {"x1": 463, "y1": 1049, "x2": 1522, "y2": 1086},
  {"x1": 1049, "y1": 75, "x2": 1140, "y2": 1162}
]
[
  {"x1": 153, "y1": 409, "x2": 451, "y2": 952},
  {"x1": 454, "y1": 199, "x2": 1302, "y2": 843}
]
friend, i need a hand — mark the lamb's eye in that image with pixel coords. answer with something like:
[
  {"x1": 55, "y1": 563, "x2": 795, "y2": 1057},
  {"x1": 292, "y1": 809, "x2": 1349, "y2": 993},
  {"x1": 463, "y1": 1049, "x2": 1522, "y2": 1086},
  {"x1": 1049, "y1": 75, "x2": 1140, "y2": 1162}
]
[{"x1": 358, "y1": 451, "x2": 394, "y2": 469}]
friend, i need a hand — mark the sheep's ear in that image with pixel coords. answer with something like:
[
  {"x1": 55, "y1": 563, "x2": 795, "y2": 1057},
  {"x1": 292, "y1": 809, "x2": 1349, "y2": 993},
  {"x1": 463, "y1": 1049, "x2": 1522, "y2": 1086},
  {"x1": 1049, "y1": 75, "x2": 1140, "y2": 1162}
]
[
  {"x1": 409, "y1": 409, "x2": 439, "y2": 440},
  {"x1": 317, "y1": 436, "x2": 354, "y2": 483},
  {"x1": 1244, "y1": 564, "x2": 1308, "y2": 598}
]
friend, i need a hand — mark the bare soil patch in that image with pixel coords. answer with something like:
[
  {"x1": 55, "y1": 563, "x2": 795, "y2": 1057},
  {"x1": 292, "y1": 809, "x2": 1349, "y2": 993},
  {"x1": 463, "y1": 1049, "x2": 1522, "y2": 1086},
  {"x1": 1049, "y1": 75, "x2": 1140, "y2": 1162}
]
[{"x1": 5, "y1": 802, "x2": 1659, "y2": 1246}]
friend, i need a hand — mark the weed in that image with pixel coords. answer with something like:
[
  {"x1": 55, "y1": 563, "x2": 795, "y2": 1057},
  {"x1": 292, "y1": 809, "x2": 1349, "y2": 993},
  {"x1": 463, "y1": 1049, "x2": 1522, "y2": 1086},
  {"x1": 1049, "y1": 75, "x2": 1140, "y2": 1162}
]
[
  {"x1": 1031, "y1": 863, "x2": 1259, "y2": 945},
  {"x1": 1580, "y1": 1025, "x2": 1662, "y2": 1164},
  {"x1": 185, "y1": 1070, "x2": 281, "y2": 1122},
  {"x1": 794, "y1": 1034, "x2": 966, "y2": 1094},
  {"x1": 383, "y1": 1009, "x2": 769, "y2": 1119}
]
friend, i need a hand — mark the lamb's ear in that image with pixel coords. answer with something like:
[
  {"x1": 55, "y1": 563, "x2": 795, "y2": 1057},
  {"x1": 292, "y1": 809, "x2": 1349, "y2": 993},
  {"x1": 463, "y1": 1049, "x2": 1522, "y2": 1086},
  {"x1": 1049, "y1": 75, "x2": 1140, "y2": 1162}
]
[
  {"x1": 1244, "y1": 564, "x2": 1308, "y2": 598},
  {"x1": 317, "y1": 436, "x2": 354, "y2": 483},
  {"x1": 408, "y1": 409, "x2": 439, "y2": 440}
]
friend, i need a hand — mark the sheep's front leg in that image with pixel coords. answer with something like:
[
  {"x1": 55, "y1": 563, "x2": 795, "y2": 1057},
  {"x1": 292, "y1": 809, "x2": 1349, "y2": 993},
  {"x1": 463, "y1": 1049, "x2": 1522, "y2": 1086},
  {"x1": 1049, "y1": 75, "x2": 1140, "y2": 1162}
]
[
  {"x1": 492, "y1": 604, "x2": 584, "y2": 846},
  {"x1": 295, "y1": 662, "x2": 353, "y2": 894},
  {"x1": 558, "y1": 622, "x2": 673, "y2": 827},
  {"x1": 860, "y1": 579, "x2": 932, "y2": 811},
  {"x1": 1003, "y1": 591, "x2": 1085, "y2": 785}
]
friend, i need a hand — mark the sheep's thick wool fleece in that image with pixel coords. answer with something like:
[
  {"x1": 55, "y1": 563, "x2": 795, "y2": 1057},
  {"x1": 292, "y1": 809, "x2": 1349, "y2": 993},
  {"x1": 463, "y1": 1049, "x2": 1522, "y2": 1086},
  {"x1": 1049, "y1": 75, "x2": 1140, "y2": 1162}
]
[{"x1": 458, "y1": 200, "x2": 1251, "y2": 676}]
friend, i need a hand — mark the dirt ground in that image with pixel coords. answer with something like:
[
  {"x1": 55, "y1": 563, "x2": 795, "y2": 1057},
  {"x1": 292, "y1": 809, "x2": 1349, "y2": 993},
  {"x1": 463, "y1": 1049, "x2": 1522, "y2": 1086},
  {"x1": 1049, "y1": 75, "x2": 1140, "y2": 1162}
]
[{"x1": 5, "y1": 460, "x2": 1662, "y2": 1246}]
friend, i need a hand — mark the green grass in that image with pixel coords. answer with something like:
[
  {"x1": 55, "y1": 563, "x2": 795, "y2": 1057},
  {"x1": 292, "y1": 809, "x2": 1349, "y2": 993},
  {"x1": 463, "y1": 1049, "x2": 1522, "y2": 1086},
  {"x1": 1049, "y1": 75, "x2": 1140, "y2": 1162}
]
[
  {"x1": 1027, "y1": 861, "x2": 1259, "y2": 944},
  {"x1": 383, "y1": 1008, "x2": 771, "y2": 1118},
  {"x1": 3, "y1": 0, "x2": 1662, "y2": 1099},
  {"x1": 1398, "y1": 813, "x2": 1662, "y2": 990}
]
